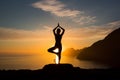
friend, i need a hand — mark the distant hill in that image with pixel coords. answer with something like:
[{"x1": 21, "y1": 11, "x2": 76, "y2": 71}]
[
  {"x1": 62, "y1": 48, "x2": 80, "y2": 57},
  {"x1": 77, "y1": 28, "x2": 120, "y2": 67}
]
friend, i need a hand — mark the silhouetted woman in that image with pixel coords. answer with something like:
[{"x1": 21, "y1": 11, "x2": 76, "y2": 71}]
[{"x1": 48, "y1": 23, "x2": 65, "y2": 64}]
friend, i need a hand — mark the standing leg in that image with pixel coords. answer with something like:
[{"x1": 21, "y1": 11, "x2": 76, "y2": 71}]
[
  {"x1": 57, "y1": 53, "x2": 61, "y2": 64},
  {"x1": 58, "y1": 47, "x2": 62, "y2": 64}
]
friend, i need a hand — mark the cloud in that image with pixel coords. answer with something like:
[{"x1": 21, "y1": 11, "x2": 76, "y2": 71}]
[
  {"x1": 32, "y1": 0, "x2": 96, "y2": 25},
  {"x1": 32, "y1": 0, "x2": 80, "y2": 17},
  {"x1": 64, "y1": 20, "x2": 120, "y2": 40},
  {"x1": 0, "y1": 26, "x2": 52, "y2": 40},
  {"x1": 0, "y1": 20, "x2": 120, "y2": 48},
  {"x1": 71, "y1": 15, "x2": 96, "y2": 25}
]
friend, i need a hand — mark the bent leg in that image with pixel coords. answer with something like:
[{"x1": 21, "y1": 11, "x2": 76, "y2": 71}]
[{"x1": 48, "y1": 47, "x2": 56, "y2": 53}]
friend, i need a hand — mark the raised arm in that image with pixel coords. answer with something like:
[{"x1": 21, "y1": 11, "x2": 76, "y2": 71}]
[
  {"x1": 59, "y1": 26, "x2": 65, "y2": 36},
  {"x1": 53, "y1": 26, "x2": 58, "y2": 34}
]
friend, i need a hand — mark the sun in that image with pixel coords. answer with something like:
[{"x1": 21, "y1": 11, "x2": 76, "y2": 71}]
[
  {"x1": 55, "y1": 55, "x2": 59, "y2": 64},
  {"x1": 53, "y1": 48, "x2": 59, "y2": 53},
  {"x1": 53, "y1": 48, "x2": 59, "y2": 64}
]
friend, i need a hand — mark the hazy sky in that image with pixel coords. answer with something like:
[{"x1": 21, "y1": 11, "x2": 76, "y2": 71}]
[{"x1": 0, "y1": 0, "x2": 120, "y2": 54}]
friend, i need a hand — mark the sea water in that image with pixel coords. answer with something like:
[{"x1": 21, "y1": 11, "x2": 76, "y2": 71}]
[{"x1": 0, "y1": 54, "x2": 108, "y2": 70}]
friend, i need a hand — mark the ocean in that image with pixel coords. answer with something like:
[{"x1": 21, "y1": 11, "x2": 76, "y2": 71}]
[{"x1": 0, "y1": 54, "x2": 108, "y2": 70}]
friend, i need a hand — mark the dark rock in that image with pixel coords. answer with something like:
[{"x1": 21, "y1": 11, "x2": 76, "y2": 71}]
[{"x1": 77, "y1": 28, "x2": 120, "y2": 67}]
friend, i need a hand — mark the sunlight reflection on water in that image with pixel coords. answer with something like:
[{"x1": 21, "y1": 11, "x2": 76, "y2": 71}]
[{"x1": 0, "y1": 55, "x2": 108, "y2": 70}]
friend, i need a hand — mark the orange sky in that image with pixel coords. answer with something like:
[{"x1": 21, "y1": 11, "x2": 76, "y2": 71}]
[
  {"x1": 0, "y1": 21, "x2": 120, "y2": 54},
  {"x1": 0, "y1": 26, "x2": 114, "y2": 54}
]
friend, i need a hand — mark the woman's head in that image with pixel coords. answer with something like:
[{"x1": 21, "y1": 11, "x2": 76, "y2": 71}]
[{"x1": 57, "y1": 28, "x2": 61, "y2": 34}]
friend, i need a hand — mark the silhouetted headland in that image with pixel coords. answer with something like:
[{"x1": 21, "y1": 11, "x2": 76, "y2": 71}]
[
  {"x1": 77, "y1": 28, "x2": 120, "y2": 68},
  {"x1": 0, "y1": 64, "x2": 120, "y2": 80}
]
